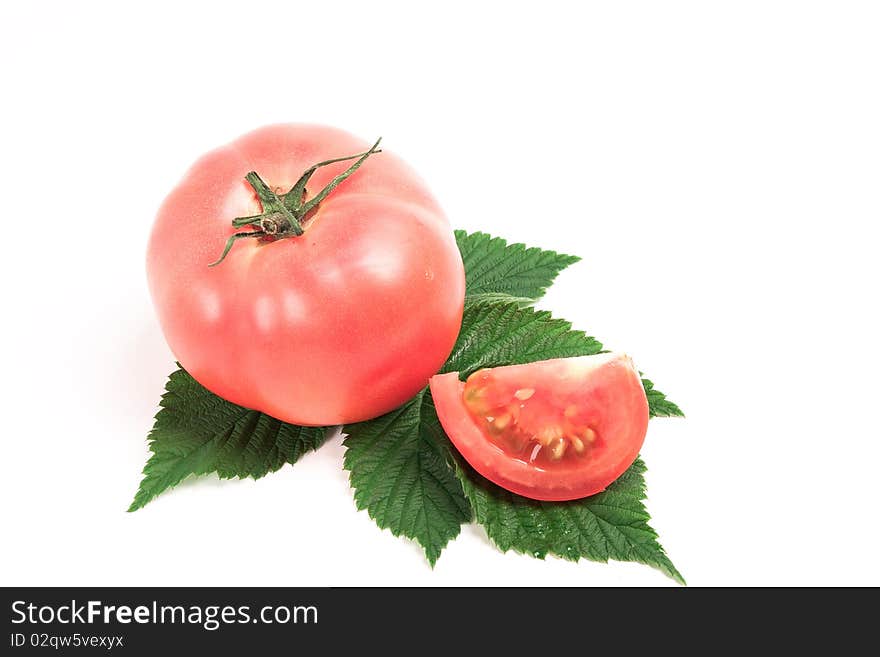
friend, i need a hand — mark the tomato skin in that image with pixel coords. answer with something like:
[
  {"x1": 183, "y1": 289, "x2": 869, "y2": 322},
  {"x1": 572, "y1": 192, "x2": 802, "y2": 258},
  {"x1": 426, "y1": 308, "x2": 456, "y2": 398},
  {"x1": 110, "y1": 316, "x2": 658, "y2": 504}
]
[
  {"x1": 430, "y1": 354, "x2": 649, "y2": 501},
  {"x1": 148, "y1": 124, "x2": 465, "y2": 425}
]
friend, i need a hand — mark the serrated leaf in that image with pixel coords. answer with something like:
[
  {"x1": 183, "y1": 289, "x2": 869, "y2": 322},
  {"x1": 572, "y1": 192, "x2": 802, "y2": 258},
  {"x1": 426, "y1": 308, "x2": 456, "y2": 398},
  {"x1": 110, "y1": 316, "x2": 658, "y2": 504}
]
[
  {"x1": 343, "y1": 390, "x2": 472, "y2": 565},
  {"x1": 455, "y1": 230, "x2": 580, "y2": 300},
  {"x1": 456, "y1": 458, "x2": 684, "y2": 584},
  {"x1": 437, "y1": 299, "x2": 682, "y2": 580},
  {"x1": 442, "y1": 299, "x2": 604, "y2": 377},
  {"x1": 463, "y1": 292, "x2": 536, "y2": 309},
  {"x1": 643, "y1": 377, "x2": 685, "y2": 418},
  {"x1": 129, "y1": 368, "x2": 328, "y2": 512},
  {"x1": 448, "y1": 300, "x2": 684, "y2": 421}
]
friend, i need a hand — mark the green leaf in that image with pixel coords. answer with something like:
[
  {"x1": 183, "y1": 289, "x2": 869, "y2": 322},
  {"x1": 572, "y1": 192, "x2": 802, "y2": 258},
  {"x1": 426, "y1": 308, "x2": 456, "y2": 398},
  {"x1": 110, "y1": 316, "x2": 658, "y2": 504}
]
[
  {"x1": 643, "y1": 377, "x2": 685, "y2": 418},
  {"x1": 456, "y1": 458, "x2": 684, "y2": 584},
  {"x1": 343, "y1": 390, "x2": 472, "y2": 566},
  {"x1": 129, "y1": 368, "x2": 329, "y2": 512},
  {"x1": 463, "y1": 292, "x2": 537, "y2": 309},
  {"x1": 456, "y1": 230, "x2": 580, "y2": 300},
  {"x1": 442, "y1": 299, "x2": 604, "y2": 377},
  {"x1": 437, "y1": 299, "x2": 683, "y2": 579},
  {"x1": 449, "y1": 299, "x2": 684, "y2": 421}
]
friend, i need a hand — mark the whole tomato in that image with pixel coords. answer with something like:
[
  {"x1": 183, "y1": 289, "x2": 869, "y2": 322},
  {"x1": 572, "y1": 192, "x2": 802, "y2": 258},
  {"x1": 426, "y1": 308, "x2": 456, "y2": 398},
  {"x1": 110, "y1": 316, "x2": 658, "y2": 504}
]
[{"x1": 147, "y1": 124, "x2": 465, "y2": 425}]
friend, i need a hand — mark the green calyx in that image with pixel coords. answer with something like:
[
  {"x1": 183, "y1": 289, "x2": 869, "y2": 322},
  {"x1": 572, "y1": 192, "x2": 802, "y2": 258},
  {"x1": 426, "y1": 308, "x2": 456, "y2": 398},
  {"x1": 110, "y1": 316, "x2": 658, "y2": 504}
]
[{"x1": 209, "y1": 138, "x2": 382, "y2": 266}]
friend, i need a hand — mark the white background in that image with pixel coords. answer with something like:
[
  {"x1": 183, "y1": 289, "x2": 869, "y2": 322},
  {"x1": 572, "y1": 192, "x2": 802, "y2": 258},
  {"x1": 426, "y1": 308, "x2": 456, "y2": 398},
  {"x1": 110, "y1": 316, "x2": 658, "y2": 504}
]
[{"x1": 1, "y1": 1, "x2": 878, "y2": 587}]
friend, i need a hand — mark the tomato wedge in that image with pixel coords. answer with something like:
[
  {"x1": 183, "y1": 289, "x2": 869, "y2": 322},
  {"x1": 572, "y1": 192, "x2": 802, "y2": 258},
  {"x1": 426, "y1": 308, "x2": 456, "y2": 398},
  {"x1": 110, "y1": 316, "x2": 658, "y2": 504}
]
[{"x1": 430, "y1": 353, "x2": 649, "y2": 501}]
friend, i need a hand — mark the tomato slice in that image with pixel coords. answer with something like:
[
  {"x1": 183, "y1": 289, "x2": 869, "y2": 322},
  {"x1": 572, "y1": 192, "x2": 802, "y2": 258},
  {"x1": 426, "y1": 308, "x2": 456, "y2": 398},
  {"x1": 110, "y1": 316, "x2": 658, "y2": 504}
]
[{"x1": 430, "y1": 353, "x2": 649, "y2": 501}]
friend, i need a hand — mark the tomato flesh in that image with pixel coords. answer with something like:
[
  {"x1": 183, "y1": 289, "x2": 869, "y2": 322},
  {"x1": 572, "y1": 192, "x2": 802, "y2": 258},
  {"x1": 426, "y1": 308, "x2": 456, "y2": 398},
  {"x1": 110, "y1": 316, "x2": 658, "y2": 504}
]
[{"x1": 430, "y1": 354, "x2": 649, "y2": 501}]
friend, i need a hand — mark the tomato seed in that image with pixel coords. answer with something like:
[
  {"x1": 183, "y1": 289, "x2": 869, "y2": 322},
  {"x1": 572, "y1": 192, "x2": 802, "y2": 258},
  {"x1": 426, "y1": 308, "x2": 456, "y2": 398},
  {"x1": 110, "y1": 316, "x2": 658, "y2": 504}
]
[
  {"x1": 493, "y1": 413, "x2": 512, "y2": 430},
  {"x1": 537, "y1": 425, "x2": 564, "y2": 445},
  {"x1": 548, "y1": 437, "x2": 568, "y2": 460}
]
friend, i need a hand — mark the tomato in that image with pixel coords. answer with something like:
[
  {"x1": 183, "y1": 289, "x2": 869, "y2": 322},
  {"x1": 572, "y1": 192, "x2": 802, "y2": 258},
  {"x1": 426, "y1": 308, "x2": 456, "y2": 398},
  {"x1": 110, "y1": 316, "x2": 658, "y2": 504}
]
[
  {"x1": 430, "y1": 354, "x2": 649, "y2": 501},
  {"x1": 147, "y1": 124, "x2": 465, "y2": 425}
]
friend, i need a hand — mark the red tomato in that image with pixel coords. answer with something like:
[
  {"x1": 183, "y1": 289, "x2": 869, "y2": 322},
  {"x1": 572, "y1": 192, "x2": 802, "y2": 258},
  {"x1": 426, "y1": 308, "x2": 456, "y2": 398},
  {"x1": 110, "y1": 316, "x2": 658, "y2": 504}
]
[
  {"x1": 430, "y1": 354, "x2": 649, "y2": 501},
  {"x1": 148, "y1": 124, "x2": 465, "y2": 425}
]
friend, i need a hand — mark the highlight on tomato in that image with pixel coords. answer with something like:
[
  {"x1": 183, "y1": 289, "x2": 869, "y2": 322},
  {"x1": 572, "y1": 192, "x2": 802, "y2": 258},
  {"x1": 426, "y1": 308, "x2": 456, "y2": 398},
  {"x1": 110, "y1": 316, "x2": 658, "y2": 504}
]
[
  {"x1": 430, "y1": 353, "x2": 649, "y2": 501},
  {"x1": 147, "y1": 124, "x2": 465, "y2": 426}
]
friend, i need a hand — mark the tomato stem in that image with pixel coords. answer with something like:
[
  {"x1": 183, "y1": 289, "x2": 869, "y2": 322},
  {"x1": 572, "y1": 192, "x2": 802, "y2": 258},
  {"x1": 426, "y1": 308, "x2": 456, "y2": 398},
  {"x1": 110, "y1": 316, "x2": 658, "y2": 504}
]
[
  {"x1": 207, "y1": 231, "x2": 266, "y2": 267},
  {"x1": 209, "y1": 138, "x2": 383, "y2": 266},
  {"x1": 283, "y1": 142, "x2": 382, "y2": 214},
  {"x1": 244, "y1": 171, "x2": 304, "y2": 235}
]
